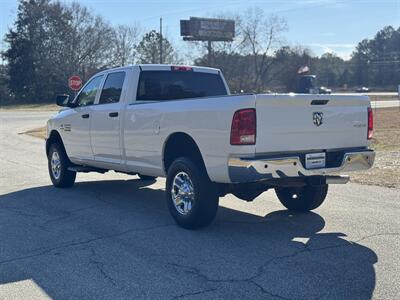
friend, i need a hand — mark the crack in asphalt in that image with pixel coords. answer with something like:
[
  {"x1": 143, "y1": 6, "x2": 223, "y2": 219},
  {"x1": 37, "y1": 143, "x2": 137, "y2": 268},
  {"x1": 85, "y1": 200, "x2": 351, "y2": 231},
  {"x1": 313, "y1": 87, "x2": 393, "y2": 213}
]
[
  {"x1": 89, "y1": 248, "x2": 117, "y2": 287},
  {"x1": 168, "y1": 231, "x2": 400, "y2": 300},
  {"x1": 0, "y1": 223, "x2": 175, "y2": 266},
  {"x1": 354, "y1": 232, "x2": 400, "y2": 243},
  {"x1": 249, "y1": 280, "x2": 293, "y2": 300},
  {"x1": 167, "y1": 261, "x2": 291, "y2": 300}
]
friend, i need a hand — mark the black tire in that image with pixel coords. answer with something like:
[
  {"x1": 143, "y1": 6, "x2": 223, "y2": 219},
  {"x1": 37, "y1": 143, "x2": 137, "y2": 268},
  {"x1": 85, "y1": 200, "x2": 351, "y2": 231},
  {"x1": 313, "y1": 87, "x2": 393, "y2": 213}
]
[
  {"x1": 138, "y1": 174, "x2": 157, "y2": 181},
  {"x1": 166, "y1": 157, "x2": 219, "y2": 229},
  {"x1": 275, "y1": 184, "x2": 328, "y2": 212},
  {"x1": 48, "y1": 143, "x2": 76, "y2": 188}
]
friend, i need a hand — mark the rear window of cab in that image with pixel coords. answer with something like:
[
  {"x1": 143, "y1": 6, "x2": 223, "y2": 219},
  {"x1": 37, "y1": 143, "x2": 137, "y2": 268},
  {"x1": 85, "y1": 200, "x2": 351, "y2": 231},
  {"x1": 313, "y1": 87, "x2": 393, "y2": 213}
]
[{"x1": 136, "y1": 70, "x2": 227, "y2": 101}]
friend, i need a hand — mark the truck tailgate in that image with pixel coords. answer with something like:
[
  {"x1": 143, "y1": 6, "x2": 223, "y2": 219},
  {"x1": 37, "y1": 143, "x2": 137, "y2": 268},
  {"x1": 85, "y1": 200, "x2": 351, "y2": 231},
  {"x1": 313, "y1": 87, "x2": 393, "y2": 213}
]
[{"x1": 255, "y1": 94, "x2": 370, "y2": 153}]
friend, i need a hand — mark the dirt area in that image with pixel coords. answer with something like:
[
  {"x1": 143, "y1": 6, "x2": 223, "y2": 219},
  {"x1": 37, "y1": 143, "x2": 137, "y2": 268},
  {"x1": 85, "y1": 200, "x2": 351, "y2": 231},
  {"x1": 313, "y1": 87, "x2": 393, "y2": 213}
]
[
  {"x1": 351, "y1": 107, "x2": 400, "y2": 188},
  {"x1": 21, "y1": 108, "x2": 400, "y2": 188},
  {"x1": 368, "y1": 94, "x2": 399, "y2": 102},
  {"x1": 350, "y1": 150, "x2": 399, "y2": 188},
  {"x1": 19, "y1": 127, "x2": 47, "y2": 139},
  {"x1": 369, "y1": 107, "x2": 400, "y2": 151}
]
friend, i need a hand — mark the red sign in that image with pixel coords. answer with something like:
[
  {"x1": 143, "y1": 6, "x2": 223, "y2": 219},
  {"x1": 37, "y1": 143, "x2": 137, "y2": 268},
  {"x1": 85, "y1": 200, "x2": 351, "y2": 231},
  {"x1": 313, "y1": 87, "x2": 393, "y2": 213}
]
[{"x1": 68, "y1": 75, "x2": 82, "y2": 91}]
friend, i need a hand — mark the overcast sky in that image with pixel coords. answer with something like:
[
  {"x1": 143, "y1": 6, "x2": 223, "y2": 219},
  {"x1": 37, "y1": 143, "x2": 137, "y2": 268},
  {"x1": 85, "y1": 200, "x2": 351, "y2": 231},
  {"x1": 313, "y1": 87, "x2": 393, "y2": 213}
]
[{"x1": 1, "y1": 0, "x2": 399, "y2": 60}]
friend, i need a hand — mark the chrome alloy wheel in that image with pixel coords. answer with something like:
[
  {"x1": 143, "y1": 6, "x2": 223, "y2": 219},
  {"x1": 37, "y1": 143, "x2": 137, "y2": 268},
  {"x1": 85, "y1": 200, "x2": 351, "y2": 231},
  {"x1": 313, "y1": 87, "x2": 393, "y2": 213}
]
[
  {"x1": 50, "y1": 150, "x2": 61, "y2": 180},
  {"x1": 171, "y1": 171, "x2": 195, "y2": 215}
]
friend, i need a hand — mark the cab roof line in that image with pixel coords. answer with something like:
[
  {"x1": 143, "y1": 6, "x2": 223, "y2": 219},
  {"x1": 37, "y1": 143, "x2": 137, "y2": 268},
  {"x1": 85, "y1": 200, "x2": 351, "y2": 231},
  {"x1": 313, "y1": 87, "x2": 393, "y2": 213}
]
[{"x1": 139, "y1": 64, "x2": 220, "y2": 74}]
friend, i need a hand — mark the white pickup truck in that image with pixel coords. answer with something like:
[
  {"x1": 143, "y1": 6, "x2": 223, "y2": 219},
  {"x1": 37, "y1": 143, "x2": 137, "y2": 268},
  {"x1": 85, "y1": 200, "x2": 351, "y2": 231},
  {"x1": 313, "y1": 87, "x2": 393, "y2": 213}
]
[{"x1": 46, "y1": 65, "x2": 375, "y2": 229}]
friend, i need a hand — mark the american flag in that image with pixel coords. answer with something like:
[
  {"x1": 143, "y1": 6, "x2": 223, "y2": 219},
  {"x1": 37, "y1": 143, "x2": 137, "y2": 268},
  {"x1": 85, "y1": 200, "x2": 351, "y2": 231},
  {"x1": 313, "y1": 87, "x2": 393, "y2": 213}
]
[{"x1": 297, "y1": 66, "x2": 310, "y2": 74}]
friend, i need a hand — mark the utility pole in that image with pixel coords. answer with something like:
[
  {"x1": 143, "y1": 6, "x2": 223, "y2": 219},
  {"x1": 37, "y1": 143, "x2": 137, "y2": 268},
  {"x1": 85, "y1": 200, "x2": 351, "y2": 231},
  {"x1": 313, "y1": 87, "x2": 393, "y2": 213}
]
[
  {"x1": 159, "y1": 17, "x2": 163, "y2": 64},
  {"x1": 207, "y1": 40, "x2": 212, "y2": 66}
]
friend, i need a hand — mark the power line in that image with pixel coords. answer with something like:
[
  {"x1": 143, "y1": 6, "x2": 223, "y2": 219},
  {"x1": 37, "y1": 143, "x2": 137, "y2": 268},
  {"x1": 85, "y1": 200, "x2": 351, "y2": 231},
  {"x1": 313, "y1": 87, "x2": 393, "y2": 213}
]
[{"x1": 137, "y1": 0, "x2": 349, "y2": 24}]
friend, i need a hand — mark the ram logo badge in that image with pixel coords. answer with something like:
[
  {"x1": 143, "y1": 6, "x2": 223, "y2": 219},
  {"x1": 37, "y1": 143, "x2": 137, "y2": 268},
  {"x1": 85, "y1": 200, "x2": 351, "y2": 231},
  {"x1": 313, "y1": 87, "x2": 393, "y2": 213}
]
[
  {"x1": 313, "y1": 112, "x2": 323, "y2": 127},
  {"x1": 60, "y1": 124, "x2": 71, "y2": 131}
]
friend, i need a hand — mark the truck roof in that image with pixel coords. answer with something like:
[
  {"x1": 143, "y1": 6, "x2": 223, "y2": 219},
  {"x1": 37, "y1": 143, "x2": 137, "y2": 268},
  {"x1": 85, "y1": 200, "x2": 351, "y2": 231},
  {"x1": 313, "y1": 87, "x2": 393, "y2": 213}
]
[
  {"x1": 97, "y1": 64, "x2": 221, "y2": 75},
  {"x1": 139, "y1": 64, "x2": 220, "y2": 74}
]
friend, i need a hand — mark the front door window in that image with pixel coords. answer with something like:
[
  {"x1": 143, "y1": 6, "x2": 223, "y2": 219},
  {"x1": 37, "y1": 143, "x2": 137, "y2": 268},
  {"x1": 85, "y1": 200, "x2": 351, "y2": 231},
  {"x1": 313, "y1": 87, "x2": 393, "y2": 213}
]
[{"x1": 75, "y1": 75, "x2": 104, "y2": 107}]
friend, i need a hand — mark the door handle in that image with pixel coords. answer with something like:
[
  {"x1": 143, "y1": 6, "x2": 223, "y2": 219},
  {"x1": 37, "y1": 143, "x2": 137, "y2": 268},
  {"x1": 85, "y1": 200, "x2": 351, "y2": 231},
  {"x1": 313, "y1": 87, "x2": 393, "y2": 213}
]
[
  {"x1": 109, "y1": 112, "x2": 118, "y2": 118},
  {"x1": 81, "y1": 114, "x2": 89, "y2": 119}
]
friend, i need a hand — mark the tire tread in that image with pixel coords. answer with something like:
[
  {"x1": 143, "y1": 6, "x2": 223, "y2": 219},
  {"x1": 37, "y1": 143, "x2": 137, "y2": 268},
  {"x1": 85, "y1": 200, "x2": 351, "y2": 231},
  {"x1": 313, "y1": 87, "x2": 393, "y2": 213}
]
[
  {"x1": 275, "y1": 184, "x2": 328, "y2": 212},
  {"x1": 48, "y1": 143, "x2": 76, "y2": 188},
  {"x1": 166, "y1": 157, "x2": 218, "y2": 229}
]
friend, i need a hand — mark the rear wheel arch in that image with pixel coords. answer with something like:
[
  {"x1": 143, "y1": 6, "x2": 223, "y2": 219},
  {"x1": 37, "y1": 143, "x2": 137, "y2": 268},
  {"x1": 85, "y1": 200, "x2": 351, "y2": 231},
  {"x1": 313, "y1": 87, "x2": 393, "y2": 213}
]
[{"x1": 162, "y1": 132, "x2": 208, "y2": 177}]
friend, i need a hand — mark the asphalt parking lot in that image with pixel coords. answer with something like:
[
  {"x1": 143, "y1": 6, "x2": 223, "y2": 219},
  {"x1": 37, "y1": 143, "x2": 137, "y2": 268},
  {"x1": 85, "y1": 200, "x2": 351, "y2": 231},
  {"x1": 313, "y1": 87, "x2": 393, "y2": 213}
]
[{"x1": 0, "y1": 110, "x2": 399, "y2": 299}]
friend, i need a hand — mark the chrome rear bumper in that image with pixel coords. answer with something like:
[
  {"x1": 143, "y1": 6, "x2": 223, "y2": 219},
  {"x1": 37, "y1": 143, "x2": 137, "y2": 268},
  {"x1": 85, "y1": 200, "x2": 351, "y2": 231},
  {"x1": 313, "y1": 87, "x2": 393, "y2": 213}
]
[{"x1": 228, "y1": 150, "x2": 375, "y2": 183}]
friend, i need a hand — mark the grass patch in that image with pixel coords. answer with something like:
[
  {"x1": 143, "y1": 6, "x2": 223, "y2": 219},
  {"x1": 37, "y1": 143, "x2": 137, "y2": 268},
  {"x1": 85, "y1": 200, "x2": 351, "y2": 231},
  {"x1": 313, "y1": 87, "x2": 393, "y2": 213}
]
[
  {"x1": 370, "y1": 107, "x2": 400, "y2": 151},
  {"x1": 350, "y1": 107, "x2": 400, "y2": 188},
  {"x1": 20, "y1": 127, "x2": 47, "y2": 139}
]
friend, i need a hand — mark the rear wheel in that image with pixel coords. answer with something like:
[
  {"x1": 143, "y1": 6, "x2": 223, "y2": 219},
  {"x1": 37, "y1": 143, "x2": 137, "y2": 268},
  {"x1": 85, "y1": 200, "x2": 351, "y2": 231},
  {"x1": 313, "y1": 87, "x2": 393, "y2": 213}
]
[
  {"x1": 48, "y1": 143, "x2": 76, "y2": 188},
  {"x1": 166, "y1": 157, "x2": 219, "y2": 229},
  {"x1": 275, "y1": 184, "x2": 328, "y2": 212}
]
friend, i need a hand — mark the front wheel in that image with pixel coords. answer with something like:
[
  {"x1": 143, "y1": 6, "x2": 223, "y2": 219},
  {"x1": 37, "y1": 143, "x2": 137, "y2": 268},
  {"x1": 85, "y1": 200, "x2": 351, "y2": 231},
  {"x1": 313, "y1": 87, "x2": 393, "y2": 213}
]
[
  {"x1": 48, "y1": 143, "x2": 76, "y2": 188},
  {"x1": 166, "y1": 157, "x2": 219, "y2": 229},
  {"x1": 275, "y1": 184, "x2": 328, "y2": 212}
]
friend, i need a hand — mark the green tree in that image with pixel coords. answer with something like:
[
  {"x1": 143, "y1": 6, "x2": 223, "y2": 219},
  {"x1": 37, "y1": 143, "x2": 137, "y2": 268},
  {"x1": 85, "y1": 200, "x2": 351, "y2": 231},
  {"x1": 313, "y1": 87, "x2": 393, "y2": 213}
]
[
  {"x1": 2, "y1": 0, "x2": 71, "y2": 102},
  {"x1": 350, "y1": 26, "x2": 400, "y2": 88},
  {"x1": 314, "y1": 53, "x2": 346, "y2": 87},
  {"x1": 195, "y1": 51, "x2": 254, "y2": 93},
  {"x1": 136, "y1": 30, "x2": 177, "y2": 64},
  {"x1": 2, "y1": 0, "x2": 115, "y2": 103},
  {"x1": 0, "y1": 65, "x2": 12, "y2": 105}
]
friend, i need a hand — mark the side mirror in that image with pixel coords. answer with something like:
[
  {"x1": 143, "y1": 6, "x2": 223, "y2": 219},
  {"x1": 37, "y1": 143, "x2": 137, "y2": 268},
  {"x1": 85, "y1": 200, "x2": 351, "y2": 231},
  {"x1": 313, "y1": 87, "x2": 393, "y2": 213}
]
[{"x1": 56, "y1": 94, "x2": 70, "y2": 107}]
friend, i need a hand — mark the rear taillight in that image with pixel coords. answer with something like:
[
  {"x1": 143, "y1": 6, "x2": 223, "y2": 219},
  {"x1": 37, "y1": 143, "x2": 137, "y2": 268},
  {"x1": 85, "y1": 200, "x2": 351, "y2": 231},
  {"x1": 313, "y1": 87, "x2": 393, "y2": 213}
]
[
  {"x1": 367, "y1": 107, "x2": 373, "y2": 140},
  {"x1": 230, "y1": 108, "x2": 256, "y2": 145}
]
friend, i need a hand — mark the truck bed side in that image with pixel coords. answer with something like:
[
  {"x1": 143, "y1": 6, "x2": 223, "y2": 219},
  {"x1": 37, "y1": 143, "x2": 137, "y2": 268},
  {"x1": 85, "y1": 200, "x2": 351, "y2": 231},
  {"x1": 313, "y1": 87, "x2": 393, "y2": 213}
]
[{"x1": 122, "y1": 94, "x2": 257, "y2": 183}]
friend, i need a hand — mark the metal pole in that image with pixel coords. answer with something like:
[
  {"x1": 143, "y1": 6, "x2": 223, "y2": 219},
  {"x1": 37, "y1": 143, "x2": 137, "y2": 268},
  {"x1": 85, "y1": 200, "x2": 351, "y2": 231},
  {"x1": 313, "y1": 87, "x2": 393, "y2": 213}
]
[
  {"x1": 159, "y1": 18, "x2": 163, "y2": 64},
  {"x1": 207, "y1": 40, "x2": 212, "y2": 66}
]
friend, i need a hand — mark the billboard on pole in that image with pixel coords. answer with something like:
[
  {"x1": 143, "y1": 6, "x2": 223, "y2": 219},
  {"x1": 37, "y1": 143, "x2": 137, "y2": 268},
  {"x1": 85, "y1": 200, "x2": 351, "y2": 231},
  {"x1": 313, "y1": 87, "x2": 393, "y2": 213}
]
[{"x1": 180, "y1": 17, "x2": 235, "y2": 41}]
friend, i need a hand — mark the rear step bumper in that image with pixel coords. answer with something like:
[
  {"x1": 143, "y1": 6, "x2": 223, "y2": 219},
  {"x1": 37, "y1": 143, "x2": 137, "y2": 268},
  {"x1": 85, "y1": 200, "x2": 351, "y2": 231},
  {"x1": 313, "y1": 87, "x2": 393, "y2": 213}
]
[{"x1": 228, "y1": 150, "x2": 375, "y2": 183}]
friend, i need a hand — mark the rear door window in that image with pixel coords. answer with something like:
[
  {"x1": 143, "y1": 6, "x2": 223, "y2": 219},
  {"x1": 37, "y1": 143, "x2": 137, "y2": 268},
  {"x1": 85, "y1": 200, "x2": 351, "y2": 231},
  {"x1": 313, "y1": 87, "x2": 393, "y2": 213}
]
[
  {"x1": 137, "y1": 71, "x2": 227, "y2": 101},
  {"x1": 99, "y1": 72, "x2": 126, "y2": 104}
]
